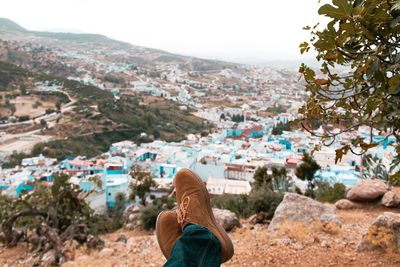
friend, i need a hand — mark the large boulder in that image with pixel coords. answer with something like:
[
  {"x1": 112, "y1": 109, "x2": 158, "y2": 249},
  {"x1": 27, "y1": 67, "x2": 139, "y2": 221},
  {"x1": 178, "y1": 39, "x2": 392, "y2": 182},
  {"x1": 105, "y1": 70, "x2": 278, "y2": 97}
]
[
  {"x1": 346, "y1": 179, "x2": 388, "y2": 202},
  {"x1": 268, "y1": 193, "x2": 341, "y2": 232},
  {"x1": 381, "y1": 191, "x2": 400, "y2": 208},
  {"x1": 212, "y1": 208, "x2": 241, "y2": 232},
  {"x1": 358, "y1": 212, "x2": 400, "y2": 252},
  {"x1": 334, "y1": 199, "x2": 363, "y2": 210}
]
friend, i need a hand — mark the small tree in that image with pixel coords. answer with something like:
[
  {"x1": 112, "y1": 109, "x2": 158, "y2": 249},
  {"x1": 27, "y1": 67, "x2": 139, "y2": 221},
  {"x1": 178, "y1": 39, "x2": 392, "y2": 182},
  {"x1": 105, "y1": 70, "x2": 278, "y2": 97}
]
[
  {"x1": 40, "y1": 119, "x2": 47, "y2": 129},
  {"x1": 254, "y1": 166, "x2": 289, "y2": 191},
  {"x1": 0, "y1": 173, "x2": 105, "y2": 264},
  {"x1": 253, "y1": 166, "x2": 271, "y2": 187},
  {"x1": 55, "y1": 100, "x2": 62, "y2": 111},
  {"x1": 129, "y1": 166, "x2": 156, "y2": 206},
  {"x1": 295, "y1": 153, "x2": 321, "y2": 198}
]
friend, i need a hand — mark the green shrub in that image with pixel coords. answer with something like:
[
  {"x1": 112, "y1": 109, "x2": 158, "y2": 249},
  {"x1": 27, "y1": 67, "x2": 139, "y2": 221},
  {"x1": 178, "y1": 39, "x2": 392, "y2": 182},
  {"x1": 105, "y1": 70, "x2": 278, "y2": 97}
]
[
  {"x1": 247, "y1": 186, "x2": 283, "y2": 219},
  {"x1": 140, "y1": 196, "x2": 175, "y2": 231},
  {"x1": 211, "y1": 194, "x2": 250, "y2": 218},
  {"x1": 140, "y1": 205, "x2": 163, "y2": 231},
  {"x1": 18, "y1": 115, "x2": 30, "y2": 122},
  {"x1": 211, "y1": 187, "x2": 283, "y2": 219},
  {"x1": 315, "y1": 182, "x2": 346, "y2": 203}
]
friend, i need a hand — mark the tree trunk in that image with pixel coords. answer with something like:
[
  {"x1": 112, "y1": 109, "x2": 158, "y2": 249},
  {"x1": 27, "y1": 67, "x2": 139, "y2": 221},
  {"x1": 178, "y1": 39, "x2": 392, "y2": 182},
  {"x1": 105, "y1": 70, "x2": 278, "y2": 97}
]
[{"x1": 2, "y1": 209, "x2": 47, "y2": 246}]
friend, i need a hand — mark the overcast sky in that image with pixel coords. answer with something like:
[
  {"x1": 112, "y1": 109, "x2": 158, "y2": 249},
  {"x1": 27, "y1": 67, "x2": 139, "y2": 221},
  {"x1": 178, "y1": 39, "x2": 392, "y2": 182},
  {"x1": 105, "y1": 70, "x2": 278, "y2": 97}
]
[{"x1": 0, "y1": 0, "x2": 327, "y2": 63}]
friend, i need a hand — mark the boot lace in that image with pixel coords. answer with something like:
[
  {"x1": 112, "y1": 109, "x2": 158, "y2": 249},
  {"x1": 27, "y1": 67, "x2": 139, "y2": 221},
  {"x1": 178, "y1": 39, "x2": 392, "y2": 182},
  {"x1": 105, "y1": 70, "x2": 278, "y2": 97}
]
[{"x1": 176, "y1": 196, "x2": 190, "y2": 226}]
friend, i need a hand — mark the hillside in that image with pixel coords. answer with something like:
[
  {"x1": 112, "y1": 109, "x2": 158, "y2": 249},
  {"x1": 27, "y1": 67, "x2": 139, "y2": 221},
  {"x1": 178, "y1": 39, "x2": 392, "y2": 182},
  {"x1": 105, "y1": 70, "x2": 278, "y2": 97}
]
[
  {"x1": 0, "y1": 18, "x2": 27, "y2": 33},
  {"x1": 0, "y1": 60, "x2": 210, "y2": 162},
  {"x1": 1, "y1": 206, "x2": 399, "y2": 267},
  {"x1": 0, "y1": 18, "x2": 239, "y2": 71}
]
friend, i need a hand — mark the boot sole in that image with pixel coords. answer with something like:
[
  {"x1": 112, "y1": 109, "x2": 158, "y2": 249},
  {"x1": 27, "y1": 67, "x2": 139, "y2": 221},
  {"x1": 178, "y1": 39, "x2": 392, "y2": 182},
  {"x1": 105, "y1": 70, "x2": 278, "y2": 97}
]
[
  {"x1": 156, "y1": 210, "x2": 172, "y2": 259},
  {"x1": 180, "y1": 168, "x2": 234, "y2": 263}
]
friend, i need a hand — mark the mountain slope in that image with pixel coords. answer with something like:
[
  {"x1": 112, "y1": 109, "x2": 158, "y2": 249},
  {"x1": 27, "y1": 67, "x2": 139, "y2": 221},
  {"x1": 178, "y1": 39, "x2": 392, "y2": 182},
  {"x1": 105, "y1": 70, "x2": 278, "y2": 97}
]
[
  {"x1": 0, "y1": 18, "x2": 27, "y2": 33},
  {"x1": 0, "y1": 18, "x2": 240, "y2": 71}
]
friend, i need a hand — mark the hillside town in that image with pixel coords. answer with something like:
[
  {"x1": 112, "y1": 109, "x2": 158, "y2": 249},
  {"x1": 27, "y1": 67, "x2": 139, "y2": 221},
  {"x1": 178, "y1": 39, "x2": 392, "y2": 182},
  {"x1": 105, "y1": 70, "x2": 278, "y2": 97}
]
[
  {"x1": 0, "y1": 22, "x2": 397, "y2": 212},
  {"x1": 1, "y1": 108, "x2": 396, "y2": 212},
  {"x1": 0, "y1": 1, "x2": 399, "y2": 265}
]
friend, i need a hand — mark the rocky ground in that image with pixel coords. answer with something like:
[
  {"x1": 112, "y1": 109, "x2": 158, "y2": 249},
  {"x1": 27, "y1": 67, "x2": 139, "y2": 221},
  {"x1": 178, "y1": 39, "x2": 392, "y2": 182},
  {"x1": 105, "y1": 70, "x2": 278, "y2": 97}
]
[{"x1": 1, "y1": 205, "x2": 400, "y2": 267}]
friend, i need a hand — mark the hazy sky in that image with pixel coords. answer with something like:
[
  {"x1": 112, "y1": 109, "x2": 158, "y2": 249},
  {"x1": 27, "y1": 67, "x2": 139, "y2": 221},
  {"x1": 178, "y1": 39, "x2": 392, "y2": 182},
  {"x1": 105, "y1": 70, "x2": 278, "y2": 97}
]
[{"x1": 0, "y1": 0, "x2": 327, "y2": 62}]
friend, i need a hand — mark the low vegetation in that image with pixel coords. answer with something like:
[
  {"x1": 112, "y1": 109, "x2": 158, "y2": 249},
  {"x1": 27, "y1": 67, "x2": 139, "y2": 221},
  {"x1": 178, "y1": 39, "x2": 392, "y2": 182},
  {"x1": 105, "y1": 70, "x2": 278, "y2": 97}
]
[
  {"x1": 140, "y1": 196, "x2": 175, "y2": 231},
  {"x1": 212, "y1": 186, "x2": 283, "y2": 219},
  {"x1": 315, "y1": 182, "x2": 346, "y2": 203},
  {"x1": 0, "y1": 173, "x2": 107, "y2": 265}
]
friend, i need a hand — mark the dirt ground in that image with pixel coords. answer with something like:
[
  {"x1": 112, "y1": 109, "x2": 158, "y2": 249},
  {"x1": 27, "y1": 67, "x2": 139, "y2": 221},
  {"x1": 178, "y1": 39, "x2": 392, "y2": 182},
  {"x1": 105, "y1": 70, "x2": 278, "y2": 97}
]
[
  {"x1": 1, "y1": 206, "x2": 400, "y2": 267},
  {"x1": 10, "y1": 96, "x2": 56, "y2": 117}
]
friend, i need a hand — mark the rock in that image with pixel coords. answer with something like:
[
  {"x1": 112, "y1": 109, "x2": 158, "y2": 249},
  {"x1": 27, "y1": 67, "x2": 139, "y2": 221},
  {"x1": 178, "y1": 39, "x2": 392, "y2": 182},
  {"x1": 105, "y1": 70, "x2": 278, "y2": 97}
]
[
  {"x1": 24, "y1": 256, "x2": 40, "y2": 266},
  {"x1": 112, "y1": 242, "x2": 126, "y2": 252},
  {"x1": 334, "y1": 199, "x2": 363, "y2": 210},
  {"x1": 126, "y1": 237, "x2": 136, "y2": 251},
  {"x1": 346, "y1": 179, "x2": 388, "y2": 202},
  {"x1": 321, "y1": 240, "x2": 331, "y2": 248},
  {"x1": 125, "y1": 223, "x2": 134, "y2": 230},
  {"x1": 128, "y1": 213, "x2": 139, "y2": 223},
  {"x1": 248, "y1": 212, "x2": 270, "y2": 225},
  {"x1": 268, "y1": 193, "x2": 341, "y2": 232},
  {"x1": 86, "y1": 235, "x2": 104, "y2": 250},
  {"x1": 212, "y1": 208, "x2": 241, "y2": 231},
  {"x1": 381, "y1": 191, "x2": 400, "y2": 208},
  {"x1": 64, "y1": 240, "x2": 79, "y2": 261},
  {"x1": 75, "y1": 255, "x2": 90, "y2": 263},
  {"x1": 358, "y1": 212, "x2": 400, "y2": 252},
  {"x1": 292, "y1": 243, "x2": 304, "y2": 250},
  {"x1": 98, "y1": 248, "x2": 114, "y2": 258},
  {"x1": 41, "y1": 250, "x2": 56, "y2": 267},
  {"x1": 116, "y1": 234, "x2": 128, "y2": 243}
]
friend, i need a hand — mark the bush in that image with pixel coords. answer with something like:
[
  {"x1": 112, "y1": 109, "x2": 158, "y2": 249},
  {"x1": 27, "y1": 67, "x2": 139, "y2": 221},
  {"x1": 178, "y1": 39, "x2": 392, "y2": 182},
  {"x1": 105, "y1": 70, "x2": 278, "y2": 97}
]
[
  {"x1": 18, "y1": 115, "x2": 30, "y2": 122},
  {"x1": 211, "y1": 187, "x2": 283, "y2": 219},
  {"x1": 212, "y1": 194, "x2": 250, "y2": 218},
  {"x1": 140, "y1": 196, "x2": 175, "y2": 231},
  {"x1": 315, "y1": 182, "x2": 346, "y2": 203},
  {"x1": 247, "y1": 186, "x2": 283, "y2": 219}
]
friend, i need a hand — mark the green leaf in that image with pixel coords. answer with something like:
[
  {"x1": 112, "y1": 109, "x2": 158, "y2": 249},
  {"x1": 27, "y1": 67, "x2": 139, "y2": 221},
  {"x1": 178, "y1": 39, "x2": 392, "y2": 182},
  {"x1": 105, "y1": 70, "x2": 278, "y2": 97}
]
[
  {"x1": 319, "y1": 0, "x2": 352, "y2": 20},
  {"x1": 389, "y1": 75, "x2": 400, "y2": 95},
  {"x1": 299, "y1": 42, "x2": 310, "y2": 54}
]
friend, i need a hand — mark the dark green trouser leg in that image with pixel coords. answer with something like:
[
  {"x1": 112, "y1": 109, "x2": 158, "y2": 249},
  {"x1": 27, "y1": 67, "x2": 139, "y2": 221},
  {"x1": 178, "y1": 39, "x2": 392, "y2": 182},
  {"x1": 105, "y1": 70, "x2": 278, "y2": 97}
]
[{"x1": 164, "y1": 224, "x2": 221, "y2": 267}]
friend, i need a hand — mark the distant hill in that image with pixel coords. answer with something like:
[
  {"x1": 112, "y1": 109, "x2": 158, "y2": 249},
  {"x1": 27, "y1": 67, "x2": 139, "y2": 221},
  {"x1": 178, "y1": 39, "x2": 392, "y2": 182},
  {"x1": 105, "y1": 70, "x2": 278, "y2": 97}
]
[
  {"x1": 32, "y1": 31, "x2": 131, "y2": 47},
  {"x1": 0, "y1": 18, "x2": 28, "y2": 33},
  {"x1": 0, "y1": 17, "x2": 129, "y2": 48},
  {"x1": 0, "y1": 18, "x2": 240, "y2": 71}
]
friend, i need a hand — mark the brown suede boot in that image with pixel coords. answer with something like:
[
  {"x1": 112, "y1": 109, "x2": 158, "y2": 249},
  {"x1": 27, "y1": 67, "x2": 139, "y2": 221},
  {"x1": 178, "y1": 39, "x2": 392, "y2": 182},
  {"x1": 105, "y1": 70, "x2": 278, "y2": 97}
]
[
  {"x1": 156, "y1": 210, "x2": 182, "y2": 259},
  {"x1": 174, "y1": 168, "x2": 234, "y2": 263}
]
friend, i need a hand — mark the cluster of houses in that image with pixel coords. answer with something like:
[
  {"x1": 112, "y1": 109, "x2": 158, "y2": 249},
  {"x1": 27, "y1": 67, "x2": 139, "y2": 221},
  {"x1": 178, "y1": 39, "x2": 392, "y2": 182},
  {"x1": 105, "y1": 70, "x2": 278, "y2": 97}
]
[{"x1": 1, "y1": 114, "x2": 397, "y2": 213}]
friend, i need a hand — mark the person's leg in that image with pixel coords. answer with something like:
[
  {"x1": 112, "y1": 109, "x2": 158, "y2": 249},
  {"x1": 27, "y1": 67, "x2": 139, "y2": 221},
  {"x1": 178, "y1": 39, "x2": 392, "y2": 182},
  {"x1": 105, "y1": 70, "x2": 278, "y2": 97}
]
[
  {"x1": 156, "y1": 168, "x2": 234, "y2": 265},
  {"x1": 164, "y1": 224, "x2": 221, "y2": 267}
]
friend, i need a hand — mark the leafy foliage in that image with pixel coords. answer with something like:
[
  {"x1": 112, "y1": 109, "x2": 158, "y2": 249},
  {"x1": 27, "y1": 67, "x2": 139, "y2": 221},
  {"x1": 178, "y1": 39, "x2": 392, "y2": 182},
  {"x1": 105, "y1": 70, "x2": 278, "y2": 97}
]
[
  {"x1": 107, "y1": 192, "x2": 126, "y2": 230},
  {"x1": 0, "y1": 61, "x2": 28, "y2": 91},
  {"x1": 299, "y1": 0, "x2": 400, "y2": 179},
  {"x1": 0, "y1": 173, "x2": 107, "y2": 264},
  {"x1": 231, "y1": 114, "x2": 245, "y2": 122},
  {"x1": 247, "y1": 186, "x2": 283, "y2": 219},
  {"x1": 211, "y1": 194, "x2": 250, "y2": 217},
  {"x1": 315, "y1": 182, "x2": 346, "y2": 203},
  {"x1": 129, "y1": 166, "x2": 156, "y2": 206},
  {"x1": 211, "y1": 187, "x2": 283, "y2": 219},
  {"x1": 254, "y1": 165, "x2": 290, "y2": 192},
  {"x1": 140, "y1": 196, "x2": 175, "y2": 231},
  {"x1": 362, "y1": 154, "x2": 390, "y2": 181},
  {"x1": 295, "y1": 153, "x2": 321, "y2": 198},
  {"x1": 271, "y1": 122, "x2": 292, "y2": 135}
]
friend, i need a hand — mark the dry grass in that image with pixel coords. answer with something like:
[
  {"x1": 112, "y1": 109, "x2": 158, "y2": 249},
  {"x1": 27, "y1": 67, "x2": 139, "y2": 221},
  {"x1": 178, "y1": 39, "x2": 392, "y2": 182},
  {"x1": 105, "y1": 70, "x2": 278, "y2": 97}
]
[{"x1": 274, "y1": 219, "x2": 341, "y2": 243}]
